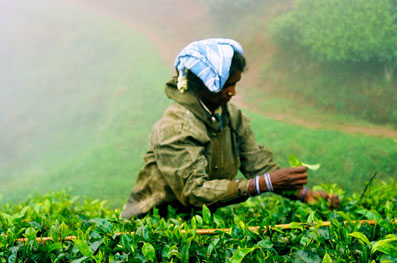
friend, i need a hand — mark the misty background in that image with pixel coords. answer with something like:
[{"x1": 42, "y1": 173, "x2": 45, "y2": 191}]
[{"x1": 1, "y1": 0, "x2": 396, "y2": 208}]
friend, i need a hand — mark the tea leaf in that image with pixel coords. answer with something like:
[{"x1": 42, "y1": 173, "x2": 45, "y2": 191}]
[
  {"x1": 289, "y1": 154, "x2": 302, "y2": 167},
  {"x1": 356, "y1": 209, "x2": 382, "y2": 221},
  {"x1": 73, "y1": 240, "x2": 93, "y2": 257},
  {"x1": 371, "y1": 237, "x2": 397, "y2": 255},
  {"x1": 71, "y1": 256, "x2": 89, "y2": 263},
  {"x1": 289, "y1": 154, "x2": 320, "y2": 170},
  {"x1": 8, "y1": 246, "x2": 18, "y2": 263},
  {"x1": 230, "y1": 247, "x2": 257, "y2": 263},
  {"x1": 301, "y1": 162, "x2": 320, "y2": 171},
  {"x1": 89, "y1": 218, "x2": 113, "y2": 234},
  {"x1": 48, "y1": 242, "x2": 63, "y2": 253},
  {"x1": 213, "y1": 214, "x2": 225, "y2": 227},
  {"x1": 142, "y1": 242, "x2": 156, "y2": 262},
  {"x1": 322, "y1": 252, "x2": 332, "y2": 263},
  {"x1": 257, "y1": 239, "x2": 273, "y2": 249},
  {"x1": 348, "y1": 232, "x2": 370, "y2": 245},
  {"x1": 293, "y1": 250, "x2": 321, "y2": 263},
  {"x1": 202, "y1": 205, "x2": 211, "y2": 225},
  {"x1": 89, "y1": 238, "x2": 103, "y2": 254}
]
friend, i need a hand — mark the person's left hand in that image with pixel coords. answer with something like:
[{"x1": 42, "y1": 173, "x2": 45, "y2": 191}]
[{"x1": 302, "y1": 189, "x2": 340, "y2": 209}]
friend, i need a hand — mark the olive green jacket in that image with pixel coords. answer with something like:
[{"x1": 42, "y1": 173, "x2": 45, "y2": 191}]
[{"x1": 121, "y1": 77, "x2": 279, "y2": 218}]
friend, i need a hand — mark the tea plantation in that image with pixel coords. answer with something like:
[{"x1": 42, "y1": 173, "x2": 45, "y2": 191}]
[{"x1": 0, "y1": 180, "x2": 396, "y2": 262}]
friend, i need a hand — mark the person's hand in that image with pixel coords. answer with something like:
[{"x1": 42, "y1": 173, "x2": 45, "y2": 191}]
[
  {"x1": 269, "y1": 166, "x2": 308, "y2": 191},
  {"x1": 301, "y1": 189, "x2": 340, "y2": 209}
]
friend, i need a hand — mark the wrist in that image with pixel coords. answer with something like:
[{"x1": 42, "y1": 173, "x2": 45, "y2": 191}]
[
  {"x1": 247, "y1": 173, "x2": 273, "y2": 196},
  {"x1": 298, "y1": 187, "x2": 309, "y2": 202}
]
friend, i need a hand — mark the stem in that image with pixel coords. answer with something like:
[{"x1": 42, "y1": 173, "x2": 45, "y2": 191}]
[
  {"x1": 15, "y1": 219, "x2": 397, "y2": 244},
  {"x1": 359, "y1": 172, "x2": 378, "y2": 203}
]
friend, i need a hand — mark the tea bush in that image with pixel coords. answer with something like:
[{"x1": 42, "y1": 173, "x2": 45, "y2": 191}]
[{"x1": 0, "y1": 179, "x2": 396, "y2": 262}]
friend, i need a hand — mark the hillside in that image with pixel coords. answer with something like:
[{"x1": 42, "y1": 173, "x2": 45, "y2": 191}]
[
  {"x1": 72, "y1": 0, "x2": 397, "y2": 136},
  {"x1": 0, "y1": 0, "x2": 171, "y2": 206},
  {"x1": 0, "y1": 0, "x2": 395, "y2": 208}
]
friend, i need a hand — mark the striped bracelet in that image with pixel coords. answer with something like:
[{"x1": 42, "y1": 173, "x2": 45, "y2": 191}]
[
  {"x1": 255, "y1": 176, "x2": 261, "y2": 195},
  {"x1": 263, "y1": 172, "x2": 273, "y2": 192},
  {"x1": 300, "y1": 187, "x2": 308, "y2": 202}
]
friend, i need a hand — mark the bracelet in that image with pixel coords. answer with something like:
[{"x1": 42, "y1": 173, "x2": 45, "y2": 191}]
[
  {"x1": 300, "y1": 188, "x2": 308, "y2": 202},
  {"x1": 263, "y1": 173, "x2": 273, "y2": 192},
  {"x1": 255, "y1": 176, "x2": 261, "y2": 195}
]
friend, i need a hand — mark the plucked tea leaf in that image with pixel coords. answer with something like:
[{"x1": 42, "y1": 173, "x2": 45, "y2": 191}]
[
  {"x1": 301, "y1": 162, "x2": 320, "y2": 171},
  {"x1": 289, "y1": 154, "x2": 302, "y2": 167},
  {"x1": 289, "y1": 154, "x2": 320, "y2": 170}
]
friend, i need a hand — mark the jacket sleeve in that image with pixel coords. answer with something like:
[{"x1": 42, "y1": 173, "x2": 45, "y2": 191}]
[
  {"x1": 235, "y1": 108, "x2": 280, "y2": 178},
  {"x1": 151, "y1": 111, "x2": 249, "y2": 208}
]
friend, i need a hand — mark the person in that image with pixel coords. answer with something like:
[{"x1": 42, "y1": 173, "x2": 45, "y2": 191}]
[{"x1": 121, "y1": 38, "x2": 339, "y2": 219}]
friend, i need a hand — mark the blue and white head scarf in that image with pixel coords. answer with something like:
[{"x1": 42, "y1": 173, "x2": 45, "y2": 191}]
[{"x1": 174, "y1": 38, "x2": 244, "y2": 93}]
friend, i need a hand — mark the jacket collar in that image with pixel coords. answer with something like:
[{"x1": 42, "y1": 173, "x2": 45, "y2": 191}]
[{"x1": 165, "y1": 77, "x2": 228, "y2": 132}]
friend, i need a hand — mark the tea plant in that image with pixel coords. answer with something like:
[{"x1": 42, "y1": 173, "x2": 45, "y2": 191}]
[{"x1": 0, "y1": 179, "x2": 395, "y2": 262}]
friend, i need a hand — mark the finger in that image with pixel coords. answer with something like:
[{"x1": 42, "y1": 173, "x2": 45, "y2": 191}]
[
  {"x1": 327, "y1": 196, "x2": 340, "y2": 208},
  {"x1": 315, "y1": 191, "x2": 328, "y2": 199},
  {"x1": 284, "y1": 184, "x2": 305, "y2": 190},
  {"x1": 289, "y1": 166, "x2": 308, "y2": 173},
  {"x1": 293, "y1": 179, "x2": 308, "y2": 185},
  {"x1": 289, "y1": 172, "x2": 308, "y2": 180},
  {"x1": 328, "y1": 195, "x2": 340, "y2": 205}
]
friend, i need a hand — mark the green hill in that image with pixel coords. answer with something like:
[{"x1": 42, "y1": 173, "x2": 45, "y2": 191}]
[
  {"x1": 0, "y1": 0, "x2": 171, "y2": 206},
  {"x1": 0, "y1": 0, "x2": 395, "y2": 208}
]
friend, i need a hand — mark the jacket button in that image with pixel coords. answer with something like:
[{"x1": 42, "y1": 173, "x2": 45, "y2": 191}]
[
  {"x1": 212, "y1": 132, "x2": 217, "y2": 136},
  {"x1": 211, "y1": 116, "x2": 216, "y2": 122}
]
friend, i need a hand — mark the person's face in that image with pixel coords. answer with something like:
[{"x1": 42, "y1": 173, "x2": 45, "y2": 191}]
[{"x1": 199, "y1": 71, "x2": 242, "y2": 112}]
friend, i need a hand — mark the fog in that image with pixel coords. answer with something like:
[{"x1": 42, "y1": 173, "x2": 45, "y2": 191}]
[
  {"x1": 0, "y1": 0, "x2": 395, "y2": 204},
  {"x1": 0, "y1": 0, "x2": 229, "y2": 181}
]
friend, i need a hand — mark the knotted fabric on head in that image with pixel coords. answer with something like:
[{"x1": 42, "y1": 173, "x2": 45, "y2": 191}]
[{"x1": 174, "y1": 38, "x2": 244, "y2": 93}]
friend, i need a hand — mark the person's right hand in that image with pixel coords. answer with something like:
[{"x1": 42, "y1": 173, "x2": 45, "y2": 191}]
[
  {"x1": 301, "y1": 189, "x2": 341, "y2": 209},
  {"x1": 269, "y1": 166, "x2": 308, "y2": 191}
]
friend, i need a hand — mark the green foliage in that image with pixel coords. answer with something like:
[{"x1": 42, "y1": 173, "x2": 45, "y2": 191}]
[
  {"x1": 288, "y1": 154, "x2": 320, "y2": 171},
  {"x1": 267, "y1": 0, "x2": 397, "y2": 124},
  {"x1": 0, "y1": 179, "x2": 396, "y2": 262},
  {"x1": 270, "y1": 0, "x2": 397, "y2": 64},
  {"x1": 247, "y1": 112, "x2": 397, "y2": 193}
]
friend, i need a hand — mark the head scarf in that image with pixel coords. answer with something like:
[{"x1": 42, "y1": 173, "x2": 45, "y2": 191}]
[{"x1": 174, "y1": 38, "x2": 244, "y2": 93}]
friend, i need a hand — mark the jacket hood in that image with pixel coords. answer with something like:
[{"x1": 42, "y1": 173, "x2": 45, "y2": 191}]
[{"x1": 165, "y1": 77, "x2": 209, "y2": 122}]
